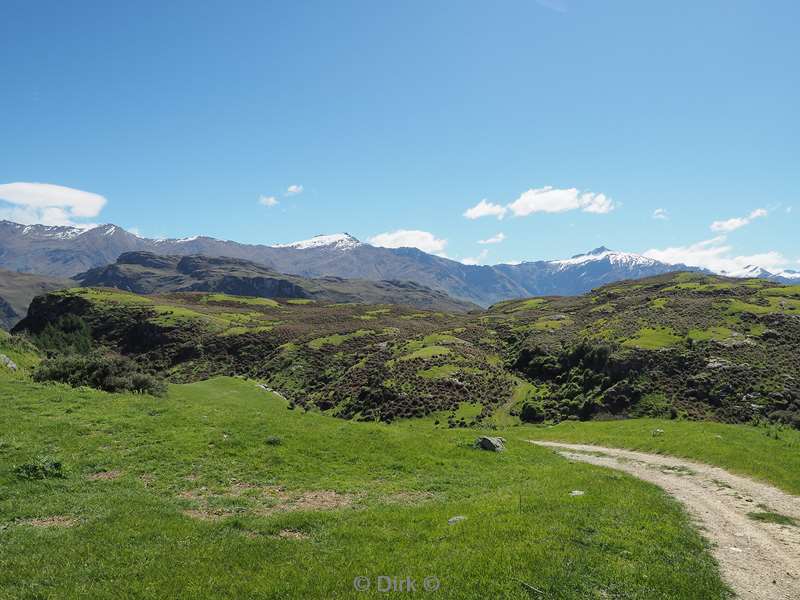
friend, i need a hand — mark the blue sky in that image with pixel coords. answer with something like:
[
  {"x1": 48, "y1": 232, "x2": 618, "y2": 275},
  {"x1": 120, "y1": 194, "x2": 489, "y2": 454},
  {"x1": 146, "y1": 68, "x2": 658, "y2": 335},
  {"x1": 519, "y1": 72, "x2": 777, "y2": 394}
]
[{"x1": 1, "y1": 0, "x2": 798, "y2": 273}]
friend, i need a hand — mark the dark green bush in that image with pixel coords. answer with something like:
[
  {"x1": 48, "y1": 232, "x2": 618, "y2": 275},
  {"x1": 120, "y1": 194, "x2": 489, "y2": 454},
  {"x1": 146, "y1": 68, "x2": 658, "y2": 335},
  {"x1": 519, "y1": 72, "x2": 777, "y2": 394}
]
[
  {"x1": 14, "y1": 455, "x2": 64, "y2": 480},
  {"x1": 33, "y1": 352, "x2": 166, "y2": 396},
  {"x1": 33, "y1": 314, "x2": 92, "y2": 355},
  {"x1": 520, "y1": 402, "x2": 545, "y2": 423}
]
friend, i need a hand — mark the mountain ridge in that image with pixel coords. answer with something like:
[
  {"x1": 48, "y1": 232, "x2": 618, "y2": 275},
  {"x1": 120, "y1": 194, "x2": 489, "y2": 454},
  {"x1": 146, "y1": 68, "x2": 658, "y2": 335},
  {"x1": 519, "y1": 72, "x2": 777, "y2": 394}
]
[
  {"x1": 3, "y1": 219, "x2": 792, "y2": 306},
  {"x1": 73, "y1": 251, "x2": 479, "y2": 313}
]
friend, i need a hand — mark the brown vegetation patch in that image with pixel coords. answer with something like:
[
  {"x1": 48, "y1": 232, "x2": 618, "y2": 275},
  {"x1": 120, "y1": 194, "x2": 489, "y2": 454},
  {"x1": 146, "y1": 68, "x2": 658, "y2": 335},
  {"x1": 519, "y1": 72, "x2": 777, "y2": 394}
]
[
  {"x1": 381, "y1": 491, "x2": 437, "y2": 505},
  {"x1": 182, "y1": 508, "x2": 234, "y2": 521},
  {"x1": 287, "y1": 490, "x2": 354, "y2": 512},
  {"x1": 86, "y1": 470, "x2": 121, "y2": 481},
  {"x1": 275, "y1": 529, "x2": 310, "y2": 540},
  {"x1": 20, "y1": 516, "x2": 77, "y2": 528}
]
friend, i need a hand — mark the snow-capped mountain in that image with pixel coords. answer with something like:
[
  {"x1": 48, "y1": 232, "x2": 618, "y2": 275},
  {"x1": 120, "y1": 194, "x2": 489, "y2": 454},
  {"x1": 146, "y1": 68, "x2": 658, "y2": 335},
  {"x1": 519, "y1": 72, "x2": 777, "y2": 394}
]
[
  {"x1": 272, "y1": 233, "x2": 362, "y2": 251},
  {"x1": 0, "y1": 219, "x2": 783, "y2": 306},
  {"x1": 722, "y1": 264, "x2": 800, "y2": 283},
  {"x1": 549, "y1": 246, "x2": 661, "y2": 270}
]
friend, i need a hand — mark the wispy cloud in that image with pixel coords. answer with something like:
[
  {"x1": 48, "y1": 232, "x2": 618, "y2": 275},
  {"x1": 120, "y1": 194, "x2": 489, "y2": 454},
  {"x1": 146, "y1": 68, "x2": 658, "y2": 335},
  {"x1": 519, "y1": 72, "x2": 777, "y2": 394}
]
[
  {"x1": 644, "y1": 235, "x2": 787, "y2": 276},
  {"x1": 536, "y1": 0, "x2": 567, "y2": 12},
  {"x1": 461, "y1": 249, "x2": 489, "y2": 266},
  {"x1": 464, "y1": 199, "x2": 507, "y2": 220},
  {"x1": 285, "y1": 184, "x2": 303, "y2": 196},
  {"x1": 368, "y1": 229, "x2": 447, "y2": 255},
  {"x1": 0, "y1": 182, "x2": 107, "y2": 226},
  {"x1": 652, "y1": 208, "x2": 669, "y2": 220},
  {"x1": 710, "y1": 208, "x2": 767, "y2": 233},
  {"x1": 478, "y1": 232, "x2": 506, "y2": 245},
  {"x1": 259, "y1": 195, "x2": 278, "y2": 207}
]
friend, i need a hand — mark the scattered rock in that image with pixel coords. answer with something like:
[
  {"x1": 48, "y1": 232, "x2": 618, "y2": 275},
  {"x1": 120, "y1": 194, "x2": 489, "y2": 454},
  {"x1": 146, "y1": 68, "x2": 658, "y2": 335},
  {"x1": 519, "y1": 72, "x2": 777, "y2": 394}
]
[
  {"x1": 569, "y1": 490, "x2": 585, "y2": 497},
  {"x1": 448, "y1": 515, "x2": 466, "y2": 525},
  {"x1": 0, "y1": 354, "x2": 17, "y2": 371},
  {"x1": 474, "y1": 436, "x2": 505, "y2": 452},
  {"x1": 707, "y1": 358, "x2": 733, "y2": 370},
  {"x1": 258, "y1": 384, "x2": 288, "y2": 402}
]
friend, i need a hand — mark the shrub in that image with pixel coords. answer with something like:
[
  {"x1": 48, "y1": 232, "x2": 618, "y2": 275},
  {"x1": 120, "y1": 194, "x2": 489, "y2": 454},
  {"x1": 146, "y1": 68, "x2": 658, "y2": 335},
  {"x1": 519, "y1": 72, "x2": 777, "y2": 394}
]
[
  {"x1": 33, "y1": 352, "x2": 166, "y2": 396},
  {"x1": 33, "y1": 314, "x2": 92, "y2": 355},
  {"x1": 520, "y1": 402, "x2": 545, "y2": 423},
  {"x1": 14, "y1": 455, "x2": 65, "y2": 480}
]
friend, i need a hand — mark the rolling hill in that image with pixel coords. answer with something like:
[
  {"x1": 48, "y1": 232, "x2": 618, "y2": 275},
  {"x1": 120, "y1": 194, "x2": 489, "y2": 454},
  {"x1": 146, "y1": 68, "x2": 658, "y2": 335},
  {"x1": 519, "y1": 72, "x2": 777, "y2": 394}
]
[
  {"x1": 14, "y1": 272, "x2": 800, "y2": 428},
  {"x1": 73, "y1": 251, "x2": 479, "y2": 313}
]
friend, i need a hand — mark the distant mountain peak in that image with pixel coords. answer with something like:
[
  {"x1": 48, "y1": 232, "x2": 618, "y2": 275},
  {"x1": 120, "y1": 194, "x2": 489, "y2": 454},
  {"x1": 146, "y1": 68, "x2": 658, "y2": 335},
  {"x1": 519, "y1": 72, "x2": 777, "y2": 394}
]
[
  {"x1": 552, "y1": 247, "x2": 657, "y2": 269},
  {"x1": 272, "y1": 233, "x2": 362, "y2": 251}
]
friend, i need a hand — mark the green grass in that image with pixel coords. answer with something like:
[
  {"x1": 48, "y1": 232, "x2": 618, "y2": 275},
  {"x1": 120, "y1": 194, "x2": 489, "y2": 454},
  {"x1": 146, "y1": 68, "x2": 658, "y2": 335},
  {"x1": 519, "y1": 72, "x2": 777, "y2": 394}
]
[
  {"x1": 650, "y1": 298, "x2": 668, "y2": 310},
  {"x1": 201, "y1": 293, "x2": 280, "y2": 308},
  {"x1": 532, "y1": 317, "x2": 572, "y2": 330},
  {"x1": 510, "y1": 298, "x2": 547, "y2": 312},
  {"x1": 307, "y1": 329, "x2": 375, "y2": 350},
  {"x1": 622, "y1": 326, "x2": 682, "y2": 350},
  {"x1": 527, "y1": 418, "x2": 800, "y2": 495},
  {"x1": 286, "y1": 298, "x2": 313, "y2": 305},
  {"x1": 758, "y1": 285, "x2": 800, "y2": 298},
  {"x1": 416, "y1": 364, "x2": 460, "y2": 380},
  {"x1": 0, "y1": 331, "x2": 40, "y2": 373},
  {"x1": 687, "y1": 326, "x2": 734, "y2": 342},
  {"x1": 63, "y1": 287, "x2": 154, "y2": 305},
  {"x1": 0, "y1": 375, "x2": 731, "y2": 598},
  {"x1": 666, "y1": 282, "x2": 734, "y2": 293},
  {"x1": 747, "y1": 511, "x2": 798, "y2": 526},
  {"x1": 399, "y1": 345, "x2": 451, "y2": 361},
  {"x1": 725, "y1": 297, "x2": 800, "y2": 315}
]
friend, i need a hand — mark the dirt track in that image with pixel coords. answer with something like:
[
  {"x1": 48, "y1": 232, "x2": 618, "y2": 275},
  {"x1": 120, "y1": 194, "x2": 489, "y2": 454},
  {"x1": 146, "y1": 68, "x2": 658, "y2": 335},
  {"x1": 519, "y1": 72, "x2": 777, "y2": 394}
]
[{"x1": 531, "y1": 441, "x2": 800, "y2": 600}]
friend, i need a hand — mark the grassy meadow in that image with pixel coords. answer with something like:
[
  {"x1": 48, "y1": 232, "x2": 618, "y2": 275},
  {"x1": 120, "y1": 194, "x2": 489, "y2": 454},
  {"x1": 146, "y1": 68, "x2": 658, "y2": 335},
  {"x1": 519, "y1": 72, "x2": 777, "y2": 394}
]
[{"x1": 0, "y1": 371, "x2": 731, "y2": 599}]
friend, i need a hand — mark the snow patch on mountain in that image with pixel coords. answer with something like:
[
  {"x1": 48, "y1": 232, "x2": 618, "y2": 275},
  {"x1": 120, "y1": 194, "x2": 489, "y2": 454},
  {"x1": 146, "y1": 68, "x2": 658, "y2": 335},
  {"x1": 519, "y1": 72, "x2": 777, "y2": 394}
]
[
  {"x1": 272, "y1": 233, "x2": 362, "y2": 251},
  {"x1": 549, "y1": 247, "x2": 659, "y2": 270}
]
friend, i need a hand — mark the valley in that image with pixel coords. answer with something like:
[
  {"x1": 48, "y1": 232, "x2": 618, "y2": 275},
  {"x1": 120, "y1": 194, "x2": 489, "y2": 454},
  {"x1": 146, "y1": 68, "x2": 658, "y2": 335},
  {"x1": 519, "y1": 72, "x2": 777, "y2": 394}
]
[{"x1": 3, "y1": 250, "x2": 800, "y2": 599}]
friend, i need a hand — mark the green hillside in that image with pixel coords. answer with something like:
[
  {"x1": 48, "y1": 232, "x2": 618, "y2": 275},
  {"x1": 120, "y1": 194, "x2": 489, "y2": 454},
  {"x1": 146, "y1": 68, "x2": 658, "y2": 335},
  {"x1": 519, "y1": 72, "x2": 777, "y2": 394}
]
[
  {"x1": 0, "y1": 374, "x2": 733, "y2": 599},
  {"x1": 13, "y1": 272, "x2": 800, "y2": 428}
]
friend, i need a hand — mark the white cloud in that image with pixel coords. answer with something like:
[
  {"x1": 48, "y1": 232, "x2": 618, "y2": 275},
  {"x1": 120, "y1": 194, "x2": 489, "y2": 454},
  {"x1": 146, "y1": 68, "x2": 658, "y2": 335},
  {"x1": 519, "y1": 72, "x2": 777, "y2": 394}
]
[
  {"x1": 464, "y1": 186, "x2": 616, "y2": 220},
  {"x1": 478, "y1": 232, "x2": 506, "y2": 245},
  {"x1": 461, "y1": 249, "x2": 489, "y2": 266},
  {"x1": 259, "y1": 195, "x2": 278, "y2": 207},
  {"x1": 536, "y1": 0, "x2": 567, "y2": 12},
  {"x1": 652, "y1": 208, "x2": 669, "y2": 220},
  {"x1": 787, "y1": 206, "x2": 793, "y2": 214},
  {"x1": 0, "y1": 182, "x2": 107, "y2": 226},
  {"x1": 643, "y1": 235, "x2": 788, "y2": 276},
  {"x1": 463, "y1": 199, "x2": 507, "y2": 220},
  {"x1": 710, "y1": 208, "x2": 767, "y2": 233},
  {"x1": 507, "y1": 186, "x2": 617, "y2": 217},
  {"x1": 286, "y1": 184, "x2": 303, "y2": 196},
  {"x1": 368, "y1": 229, "x2": 448, "y2": 254}
]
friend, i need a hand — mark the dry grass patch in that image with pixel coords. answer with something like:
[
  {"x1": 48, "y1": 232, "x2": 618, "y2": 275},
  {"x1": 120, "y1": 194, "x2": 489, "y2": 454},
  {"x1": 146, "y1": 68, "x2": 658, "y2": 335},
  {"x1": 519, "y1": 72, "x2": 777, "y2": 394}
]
[
  {"x1": 381, "y1": 491, "x2": 437, "y2": 505},
  {"x1": 20, "y1": 516, "x2": 77, "y2": 528},
  {"x1": 275, "y1": 529, "x2": 310, "y2": 540},
  {"x1": 86, "y1": 470, "x2": 121, "y2": 481}
]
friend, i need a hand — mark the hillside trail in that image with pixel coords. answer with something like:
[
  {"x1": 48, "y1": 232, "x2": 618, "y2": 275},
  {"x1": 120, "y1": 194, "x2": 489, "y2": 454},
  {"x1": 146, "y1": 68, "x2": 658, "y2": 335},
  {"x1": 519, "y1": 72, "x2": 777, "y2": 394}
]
[{"x1": 530, "y1": 441, "x2": 800, "y2": 600}]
